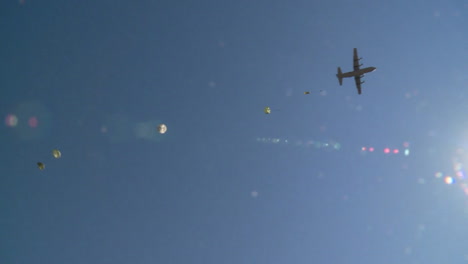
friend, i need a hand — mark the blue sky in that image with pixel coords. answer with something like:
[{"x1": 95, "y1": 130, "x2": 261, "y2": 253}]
[{"x1": 1, "y1": 0, "x2": 468, "y2": 263}]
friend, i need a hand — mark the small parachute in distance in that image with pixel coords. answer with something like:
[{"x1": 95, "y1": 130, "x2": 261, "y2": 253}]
[
  {"x1": 264, "y1": 107, "x2": 271, "y2": 114},
  {"x1": 52, "y1": 149, "x2": 61, "y2": 159},
  {"x1": 37, "y1": 162, "x2": 45, "y2": 170},
  {"x1": 157, "y1": 124, "x2": 167, "y2": 134}
]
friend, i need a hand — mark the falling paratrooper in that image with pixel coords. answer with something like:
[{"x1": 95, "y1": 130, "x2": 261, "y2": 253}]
[
  {"x1": 304, "y1": 90, "x2": 324, "y2": 95},
  {"x1": 264, "y1": 107, "x2": 271, "y2": 114},
  {"x1": 157, "y1": 124, "x2": 167, "y2": 134}
]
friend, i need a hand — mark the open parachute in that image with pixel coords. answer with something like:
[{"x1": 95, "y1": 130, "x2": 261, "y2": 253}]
[
  {"x1": 37, "y1": 149, "x2": 62, "y2": 170},
  {"x1": 157, "y1": 124, "x2": 167, "y2": 134},
  {"x1": 264, "y1": 107, "x2": 271, "y2": 114},
  {"x1": 52, "y1": 149, "x2": 61, "y2": 158},
  {"x1": 37, "y1": 162, "x2": 45, "y2": 170}
]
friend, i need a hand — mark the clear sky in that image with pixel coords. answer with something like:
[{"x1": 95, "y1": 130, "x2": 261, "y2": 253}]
[{"x1": 1, "y1": 0, "x2": 468, "y2": 263}]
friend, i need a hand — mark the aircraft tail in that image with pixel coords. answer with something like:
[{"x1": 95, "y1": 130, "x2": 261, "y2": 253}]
[{"x1": 336, "y1": 67, "x2": 343, "y2": 85}]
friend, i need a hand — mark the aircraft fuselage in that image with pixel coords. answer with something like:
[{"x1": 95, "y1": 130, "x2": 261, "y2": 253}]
[{"x1": 341, "y1": 67, "x2": 376, "y2": 78}]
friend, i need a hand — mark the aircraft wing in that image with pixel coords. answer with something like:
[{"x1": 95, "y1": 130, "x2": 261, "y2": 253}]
[
  {"x1": 354, "y1": 75, "x2": 362, "y2": 94},
  {"x1": 353, "y1": 48, "x2": 361, "y2": 71}
]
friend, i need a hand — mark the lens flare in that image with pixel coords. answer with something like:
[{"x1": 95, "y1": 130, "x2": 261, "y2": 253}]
[
  {"x1": 453, "y1": 162, "x2": 462, "y2": 171},
  {"x1": 447, "y1": 156, "x2": 468, "y2": 196},
  {"x1": 11, "y1": 101, "x2": 52, "y2": 140},
  {"x1": 5, "y1": 114, "x2": 18, "y2": 127},
  {"x1": 256, "y1": 137, "x2": 340, "y2": 151},
  {"x1": 444, "y1": 176, "x2": 454, "y2": 185},
  {"x1": 28, "y1": 116, "x2": 38, "y2": 128}
]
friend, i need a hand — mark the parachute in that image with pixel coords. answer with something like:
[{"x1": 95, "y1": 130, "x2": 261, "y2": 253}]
[
  {"x1": 52, "y1": 149, "x2": 61, "y2": 159},
  {"x1": 304, "y1": 91, "x2": 310, "y2": 95},
  {"x1": 37, "y1": 162, "x2": 45, "y2": 170},
  {"x1": 36, "y1": 149, "x2": 62, "y2": 170},
  {"x1": 264, "y1": 107, "x2": 271, "y2": 114},
  {"x1": 157, "y1": 124, "x2": 167, "y2": 134}
]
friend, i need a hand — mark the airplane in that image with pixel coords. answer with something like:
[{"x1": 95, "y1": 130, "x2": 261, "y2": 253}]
[{"x1": 336, "y1": 48, "x2": 376, "y2": 94}]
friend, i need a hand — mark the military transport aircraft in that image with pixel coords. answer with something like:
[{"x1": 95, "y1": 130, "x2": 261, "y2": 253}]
[{"x1": 336, "y1": 48, "x2": 376, "y2": 94}]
